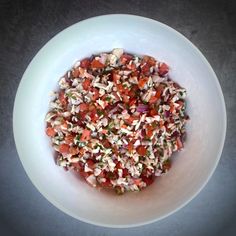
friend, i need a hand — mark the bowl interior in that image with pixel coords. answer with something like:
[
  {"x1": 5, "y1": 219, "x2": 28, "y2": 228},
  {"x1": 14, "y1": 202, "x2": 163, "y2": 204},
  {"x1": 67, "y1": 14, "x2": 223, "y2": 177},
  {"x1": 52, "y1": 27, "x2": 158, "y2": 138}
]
[{"x1": 13, "y1": 15, "x2": 226, "y2": 227}]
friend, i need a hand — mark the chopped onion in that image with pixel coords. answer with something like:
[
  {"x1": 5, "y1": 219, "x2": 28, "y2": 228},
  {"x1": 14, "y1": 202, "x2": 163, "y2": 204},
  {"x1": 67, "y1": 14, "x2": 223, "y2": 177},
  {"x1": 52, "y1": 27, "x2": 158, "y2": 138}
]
[{"x1": 137, "y1": 104, "x2": 149, "y2": 113}]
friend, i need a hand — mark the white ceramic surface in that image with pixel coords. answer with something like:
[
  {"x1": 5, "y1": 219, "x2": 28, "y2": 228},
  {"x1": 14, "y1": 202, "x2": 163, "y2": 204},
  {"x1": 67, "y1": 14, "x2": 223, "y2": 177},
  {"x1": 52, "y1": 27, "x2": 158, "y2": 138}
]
[{"x1": 13, "y1": 14, "x2": 226, "y2": 228}]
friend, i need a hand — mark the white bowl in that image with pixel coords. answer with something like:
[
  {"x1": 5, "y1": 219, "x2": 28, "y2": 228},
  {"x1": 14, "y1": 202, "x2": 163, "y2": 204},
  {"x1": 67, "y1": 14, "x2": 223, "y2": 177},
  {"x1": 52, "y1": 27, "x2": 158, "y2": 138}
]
[{"x1": 13, "y1": 14, "x2": 226, "y2": 228}]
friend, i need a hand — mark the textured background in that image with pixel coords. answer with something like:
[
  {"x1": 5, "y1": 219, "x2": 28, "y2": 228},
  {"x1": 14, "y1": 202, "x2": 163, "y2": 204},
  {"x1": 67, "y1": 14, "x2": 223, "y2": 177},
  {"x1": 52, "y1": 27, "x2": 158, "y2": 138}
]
[{"x1": 0, "y1": 0, "x2": 236, "y2": 235}]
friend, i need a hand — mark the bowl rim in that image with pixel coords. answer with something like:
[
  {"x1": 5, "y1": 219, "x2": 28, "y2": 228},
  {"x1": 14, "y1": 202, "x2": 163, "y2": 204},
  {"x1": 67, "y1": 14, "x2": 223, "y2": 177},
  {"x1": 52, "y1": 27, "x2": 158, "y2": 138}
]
[{"x1": 13, "y1": 14, "x2": 227, "y2": 228}]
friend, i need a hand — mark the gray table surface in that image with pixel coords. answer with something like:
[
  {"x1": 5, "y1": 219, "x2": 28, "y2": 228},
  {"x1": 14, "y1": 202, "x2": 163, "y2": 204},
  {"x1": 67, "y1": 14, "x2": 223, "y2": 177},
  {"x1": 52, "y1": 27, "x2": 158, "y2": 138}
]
[{"x1": 0, "y1": 0, "x2": 236, "y2": 235}]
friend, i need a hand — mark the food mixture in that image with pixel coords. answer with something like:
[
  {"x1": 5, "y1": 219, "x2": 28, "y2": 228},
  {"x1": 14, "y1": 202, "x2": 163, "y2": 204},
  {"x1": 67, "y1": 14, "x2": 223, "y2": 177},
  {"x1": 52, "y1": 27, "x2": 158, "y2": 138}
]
[{"x1": 45, "y1": 49, "x2": 188, "y2": 194}]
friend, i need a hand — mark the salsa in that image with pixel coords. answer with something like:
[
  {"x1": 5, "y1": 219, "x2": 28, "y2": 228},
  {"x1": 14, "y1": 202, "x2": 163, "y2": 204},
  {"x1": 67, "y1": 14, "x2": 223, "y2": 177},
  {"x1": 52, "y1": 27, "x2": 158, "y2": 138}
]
[{"x1": 45, "y1": 49, "x2": 188, "y2": 194}]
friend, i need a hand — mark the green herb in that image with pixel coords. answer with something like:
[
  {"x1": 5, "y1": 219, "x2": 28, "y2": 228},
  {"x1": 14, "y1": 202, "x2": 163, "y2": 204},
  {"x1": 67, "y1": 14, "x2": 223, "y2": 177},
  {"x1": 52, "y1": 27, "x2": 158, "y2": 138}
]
[
  {"x1": 146, "y1": 150, "x2": 151, "y2": 157},
  {"x1": 107, "y1": 171, "x2": 117, "y2": 180},
  {"x1": 115, "y1": 186, "x2": 124, "y2": 195},
  {"x1": 77, "y1": 142, "x2": 85, "y2": 147},
  {"x1": 125, "y1": 104, "x2": 130, "y2": 110},
  {"x1": 151, "y1": 122, "x2": 158, "y2": 128},
  {"x1": 105, "y1": 96, "x2": 112, "y2": 102},
  {"x1": 97, "y1": 109, "x2": 104, "y2": 116},
  {"x1": 66, "y1": 92, "x2": 73, "y2": 98}
]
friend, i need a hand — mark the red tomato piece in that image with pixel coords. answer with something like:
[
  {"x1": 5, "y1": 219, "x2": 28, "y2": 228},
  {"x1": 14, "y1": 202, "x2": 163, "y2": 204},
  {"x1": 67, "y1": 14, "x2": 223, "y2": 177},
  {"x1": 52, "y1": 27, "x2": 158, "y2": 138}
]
[
  {"x1": 92, "y1": 88, "x2": 99, "y2": 101},
  {"x1": 72, "y1": 68, "x2": 80, "y2": 77},
  {"x1": 46, "y1": 127, "x2": 56, "y2": 137},
  {"x1": 138, "y1": 78, "x2": 148, "y2": 89},
  {"x1": 141, "y1": 63, "x2": 151, "y2": 75},
  {"x1": 149, "y1": 96, "x2": 159, "y2": 104},
  {"x1": 158, "y1": 63, "x2": 169, "y2": 76},
  {"x1": 59, "y1": 144, "x2": 70, "y2": 154},
  {"x1": 64, "y1": 134, "x2": 75, "y2": 144},
  {"x1": 79, "y1": 103, "x2": 89, "y2": 111},
  {"x1": 99, "y1": 179, "x2": 112, "y2": 188},
  {"x1": 80, "y1": 129, "x2": 91, "y2": 141},
  {"x1": 69, "y1": 146, "x2": 80, "y2": 155},
  {"x1": 176, "y1": 137, "x2": 183, "y2": 150},
  {"x1": 80, "y1": 58, "x2": 90, "y2": 68},
  {"x1": 86, "y1": 159, "x2": 95, "y2": 169},
  {"x1": 82, "y1": 78, "x2": 91, "y2": 90},
  {"x1": 59, "y1": 91, "x2": 68, "y2": 106},
  {"x1": 142, "y1": 175, "x2": 154, "y2": 186},
  {"x1": 101, "y1": 139, "x2": 111, "y2": 148},
  {"x1": 122, "y1": 168, "x2": 129, "y2": 177},
  {"x1": 120, "y1": 54, "x2": 133, "y2": 65},
  {"x1": 91, "y1": 59, "x2": 105, "y2": 69},
  {"x1": 136, "y1": 145, "x2": 147, "y2": 156}
]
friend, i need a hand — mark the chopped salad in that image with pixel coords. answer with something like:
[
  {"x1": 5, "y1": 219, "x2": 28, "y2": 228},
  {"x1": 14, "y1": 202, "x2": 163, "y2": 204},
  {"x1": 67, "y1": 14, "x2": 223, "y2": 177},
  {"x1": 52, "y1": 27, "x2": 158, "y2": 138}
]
[{"x1": 45, "y1": 49, "x2": 189, "y2": 194}]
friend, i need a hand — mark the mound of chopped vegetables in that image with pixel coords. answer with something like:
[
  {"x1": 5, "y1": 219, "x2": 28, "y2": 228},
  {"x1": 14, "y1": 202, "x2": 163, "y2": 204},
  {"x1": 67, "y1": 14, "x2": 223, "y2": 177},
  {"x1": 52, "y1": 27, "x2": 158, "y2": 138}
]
[{"x1": 45, "y1": 49, "x2": 188, "y2": 194}]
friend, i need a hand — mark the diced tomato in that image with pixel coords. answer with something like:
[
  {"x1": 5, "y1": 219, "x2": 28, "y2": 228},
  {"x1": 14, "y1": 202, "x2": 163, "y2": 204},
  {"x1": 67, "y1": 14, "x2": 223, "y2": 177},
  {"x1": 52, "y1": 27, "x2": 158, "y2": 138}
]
[
  {"x1": 46, "y1": 127, "x2": 56, "y2": 137},
  {"x1": 88, "y1": 104, "x2": 96, "y2": 111},
  {"x1": 82, "y1": 78, "x2": 91, "y2": 90},
  {"x1": 101, "y1": 129, "x2": 108, "y2": 134},
  {"x1": 59, "y1": 144, "x2": 70, "y2": 154},
  {"x1": 138, "y1": 77, "x2": 148, "y2": 89},
  {"x1": 71, "y1": 162, "x2": 83, "y2": 169},
  {"x1": 69, "y1": 146, "x2": 80, "y2": 155},
  {"x1": 122, "y1": 95, "x2": 130, "y2": 103},
  {"x1": 90, "y1": 110, "x2": 99, "y2": 122},
  {"x1": 125, "y1": 115, "x2": 139, "y2": 125},
  {"x1": 72, "y1": 68, "x2": 80, "y2": 77},
  {"x1": 99, "y1": 179, "x2": 112, "y2": 188},
  {"x1": 149, "y1": 96, "x2": 158, "y2": 104},
  {"x1": 159, "y1": 120, "x2": 164, "y2": 128},
  {"x1": 150, "y1": 108, "x2": 158, "y2": 116},
  {"x1": 61, "y1": 120, "x2": 68, "y2": 130},
  {"x1": 120, "y1": 54, "x2": 133, "y2": 65},
  {"x1": 92, "y1": 88, "x2": 99, "y2": 101},
  {"x1": 169, "y1": 102, "x2": 175, "y2": 113},
  {"x1": 155, "y1": 89, "x2": 162, "y2": 99},
  {"x1": 86, "y1": 159, "x2": 95, "y2": 169},
  {"x1": 141, "y1": 167, "x2": 152, "y2": 177},
  {"x1": 122, "y1": 168, "x2": 129, "y2": 177},
  {"x1": 112, "y1": 72, "x2": 121, "y2": 84},
  {"x1": 142, "y1": 175, "x2": 154, "y2": 186},
  {"x1": 113, "y1": 146, "x2": 119, "y2": 156},
  {"x1": 91, "y1": 59, "x2": 105, "y2": 69},
  {"x1": 142, "y1": 55, "x2": 156, "y2": 66},
  {"x1": 146, "y1": 126, "x2": 153, "y2": 138},
  {"x1": 80, "y1": 58, "x2": 90, "y2": 68},
  {"x1": 176, "y1": 137, "x2": 183, "y2": 150},
  {"x1": 65, "y1": 134, "x2": 75, "y2": 144},
  {"x1": 59, "y1": 91, "x2": 67, "y2": 106},
  {"x1": 133, "y1": 178, "x2": 142, "y2": 185},
  {"x1": 158, "y1": 63, "x2": 169, "y2": 76},
  {"x1": 116, "y1": 84, "x2": 124, "y2": 93},
  {"x1": 80, "y1": 170, "x2": 91, "y2": 179},
  {"x1": 136, "y1": 145, "x2": 147, "y2": 156},
  {"x1": 115, "y1": 161, "x2": 122, "y2": 169},
  {"x1": 129, "y1": 98, "x2": 137, "y2": 106},
  {"x1": 80, "y1": 129, "x2": 91, "y2": 141},
  {"x1": 127, "y1": 62, "x2": 136, "y2": 70},
  {"x1": 79, "y1": 103, "x2": 89, "y2": 111},
  {"x1": 101, "y1": 139, "x2": 111, "y2": 148},
  {"x1": 176, "y1": 100, "x2": 184, "y2": 109},
  {"x1": 97, "y1": 170, "x2": 105, "y2": 178},
  {"x1": 141, "y1": 63, "x2": 151, "y2": 75},
  {"x1": 79, "y1": 111, "x2": 87, "y2": 120},
  {"x1": 127, "y1": 142, "x2": 134, "y2": 153}
]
